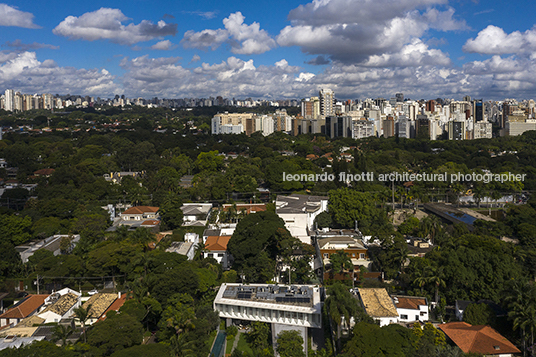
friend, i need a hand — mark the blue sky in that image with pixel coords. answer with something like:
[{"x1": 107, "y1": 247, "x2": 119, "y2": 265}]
[{"x1": 1, "y1": 0, "x2": 536, "y2": 100}]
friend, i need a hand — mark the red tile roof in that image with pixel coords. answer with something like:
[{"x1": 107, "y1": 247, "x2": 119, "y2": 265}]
[
  {"x1": 394, "y1": 296, "x2": 427, "y2": 310},
  {"x1": 33, "y1": 168, "x2": 55, "y2": 176},
  {"x1": 439, "y1": 322, "x2": 520, "y2": 355},
  {"x1": 97, "y1": 294, "x2": 127, "y2": 322},
  {"x1": 122, "y1": 206, "x2": 159, "y2": 215},
  {"x1": 205, "y1": 236, "x2": 231, "y2": 251},
  {"x1": 141, "y1": 220, "x2": 160, "y2": 226},
  {"x1": 0, "y1": 295, "x2": 48, "y2": 319}
]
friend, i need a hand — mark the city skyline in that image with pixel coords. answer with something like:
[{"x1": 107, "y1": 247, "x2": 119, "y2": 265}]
[{"x1": 0, "y1": 0, "x2": 535, "y2": 100}]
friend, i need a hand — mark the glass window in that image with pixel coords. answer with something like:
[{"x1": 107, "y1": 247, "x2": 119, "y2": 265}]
[{"x1": 400, "y1": 314, "x2": 408, "y2": 320}]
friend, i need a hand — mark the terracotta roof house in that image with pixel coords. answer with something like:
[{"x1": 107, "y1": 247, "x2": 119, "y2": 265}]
[
  {"x1": 97, "y1": 293, "x2": 127, "y2": 322},
  {"x1": 356, "y1": 288, "x2": 399, "y2": 327},
  {"x1": 82, "y1": 293, "x2": 118, "y2": 325},
  {"x1": 439, "y1": 322, "x2": 521, "y2": 356},
  {"x1": 120, "y1": 206, "x2": 159, "y2": 227},
  {"x1": 33, "y1": 168, "x2": 55, "y2": 177},
  {"x1": 0, "y1": 295, "x2": 48, "y2": 328},
  {"x1": 205, "y1": 236, "x2": 232, "y2": 269},
  {"x1": 392, "y1": 295, "x2": 429, "y2": 323}
]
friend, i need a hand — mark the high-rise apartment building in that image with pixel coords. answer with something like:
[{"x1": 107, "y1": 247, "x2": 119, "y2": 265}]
[
  {"x1": 301, "y1": 97, "x2": 320, "y2": 119},
  {"x1": 473, "y1": 99, "x2": 483, "y2": 122},
  {"x1": 4, "y1": 89, "x2": 13, "y2": 112},
  {"x1": 319, "y1": 89, "x2": 335, "y2": 118},
  {"x1": 42, "y1": 93, "x2": 54, "y2": 110}
]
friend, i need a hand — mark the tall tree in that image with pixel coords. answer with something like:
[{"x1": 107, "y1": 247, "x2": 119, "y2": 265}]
[
  {"x1": 227, "y1": 211, "x2": 297, "y2": 283},
  {"x1": 73, "y1": 304, "x2": 91, "y2": 343},
  {"x1": 276, "y1": 330, "x2": 305, "y2": 357},
  {"x1": 324, "y1": 282, "x2": 367, "y2": 351}
]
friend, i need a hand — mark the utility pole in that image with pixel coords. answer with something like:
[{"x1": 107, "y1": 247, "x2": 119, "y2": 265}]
[{"x1": 392, "y1": 180, "x2": 395, "y2": 209}]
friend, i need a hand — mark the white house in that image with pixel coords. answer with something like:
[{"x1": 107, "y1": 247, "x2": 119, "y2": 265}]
[
  {"x1": 275, "y1": 194, "x2": 328, "y2": 244},
  {"x1": 38, "y1": 288, "x2": 81, "y2": 324},
  {"x1": 392, "y1": 295, "x2": 429, "y2": 323},
  {"x1": 181, "y1": 203, "x2": 213, "y2": 226},
  {"x1": 119, "y1": 206, "x2": 159, "y2": 227},
  {"x1": 165, "y1": 233, "x2": 200, "y2": 260},
  {"x1": 16, "y1": 235, "x2": 81, "y2": 263},
  {"x1": 356, "y1": 288, "x2": 399, "y2": 327},
  {"x1": 205, "y1": 235, "x2": 232, "y2": 269}
]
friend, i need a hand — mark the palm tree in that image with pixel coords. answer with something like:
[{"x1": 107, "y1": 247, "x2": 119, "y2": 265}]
[
  {"x1": 504, "y1": 280, "x2": 536, "y2": 357},
  {"x1": 324, "y1": 282, "x2": 362, "y2": 351},
  {"x1": 194, "y1": 242, "x2": 208, "y2": 261},
  {"x1": 412, "y1": 268, "x2": 428, "y2": 295},
  {"x1": 73, "y1": 304, "x2": 92, "y2": 344},
  {"x1": 130, "y1": 228, "x2": 154, "y2": 251},
  {"x1": 170, "y1": 333, "x2": 196, "y2": 357},
  {"x1": 52, "y1": 323, "x2": 74, "y2": 346},
  {"x1": 426, "y1": 266, "x2": 446, "y2": 306}
]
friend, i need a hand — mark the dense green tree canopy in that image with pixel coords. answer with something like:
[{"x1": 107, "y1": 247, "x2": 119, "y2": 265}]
[{"x1": 227, "y1": 211, "x2": 298, "y2": 282}]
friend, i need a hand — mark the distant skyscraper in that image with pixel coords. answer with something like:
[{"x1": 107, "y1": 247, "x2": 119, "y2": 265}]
[
  {"x1": 473, "y1": 99, "x2": 483, "y2": 122},
  {"x1": 4, "y1": 89, "x2": 13, "y2": 112},
  {"x1": 395, "y1": 93, "x2": 404, "y2": 102},
  {"x1": 319, "y1": 88, "x2": 335, "y2": 118},
  {"x1": 425, "y1": 100, "x2": 436, "y2": 113}
]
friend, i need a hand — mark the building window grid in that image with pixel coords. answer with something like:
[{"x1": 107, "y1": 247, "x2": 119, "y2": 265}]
[{"x1": 217, "y1": 305, "x2": 315, "y2": 326}]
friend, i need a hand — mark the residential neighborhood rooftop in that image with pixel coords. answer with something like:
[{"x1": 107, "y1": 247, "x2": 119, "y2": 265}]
[
  {"x1": 82, "y1": 293, "x2": 118, "y2": 319},
  {"x1": 357, "y1": 288, "x2": 399, "y2": 318},
  {"x1": 15, "y1": 315, "x2": 45, "y2": 328},
  {"x1": 220, "y1": 284, "x2": 315, "y2": 307},
  {"x1": 205, "y1": 236, "x2": 232, "y2": 251},
  {"x1": 439, "y1": 322, "x2": 521, "y2": 355},
  {"x1": 40, "y1": 293, "x2": 79, "y2": 316},
  {"x1": 122, "y1": 206, "x2": 159, "y2": 215},
  {"x1": 392, "y1": 296, "x2": 427, "y2": 310},
  {"x1": 275, "y1": 194, "x2": 328, "y2": 214},
  {"x1": 0, "y1": 295, "x2": 48, "y2": 320}
]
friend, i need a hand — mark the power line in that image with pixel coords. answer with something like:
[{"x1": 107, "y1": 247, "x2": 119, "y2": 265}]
[{"x1": 38, "y1": 274, "x2": 126, "y2": 280}]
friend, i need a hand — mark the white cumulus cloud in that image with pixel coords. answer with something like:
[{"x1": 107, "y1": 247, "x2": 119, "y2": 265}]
[
  {"x1": 181, "y1": 12, "x2": 276, "y2": 55},
  {"x1": 463, "y1": 25, "x2": 536, "y2": 55},
  {"x1": 151, "y1": 40, "x2": 176, "y2": 50},
  {"x1": 277, "y1": 0, "x2": 467, "y2": 65},
  {"x1": 0, "y1": 51, "x2": 119, "y2": 95},
  {"x1": 0, "y1": 4, "x2": 40, "y2": 29},
  {"x1": 53, "y1": 8, "x2": 177, "y2": 45}
]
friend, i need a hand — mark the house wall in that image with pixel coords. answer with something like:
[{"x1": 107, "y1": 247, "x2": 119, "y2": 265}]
[
  {"x1": 377, "y1": 316, "x2": 398, "y2": 327},
  {"x1": 39, "y1": 311, "x2": 62, "y2": 324},
  {"x1": 206, "y1": 251, "x2": 229, "y2": 269},
  {"x1": 307, "y1": 200, "x2": 328, "y2": 228},
  {"x1": 0, "y1": 318, "x2": 19, "y2": 327},
  {"x1": 278, "y1": 213, "x2": 309, "y2": 243},
  {"x1": 397, "y1": 306, "x2": 429, "y2": 323}
]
